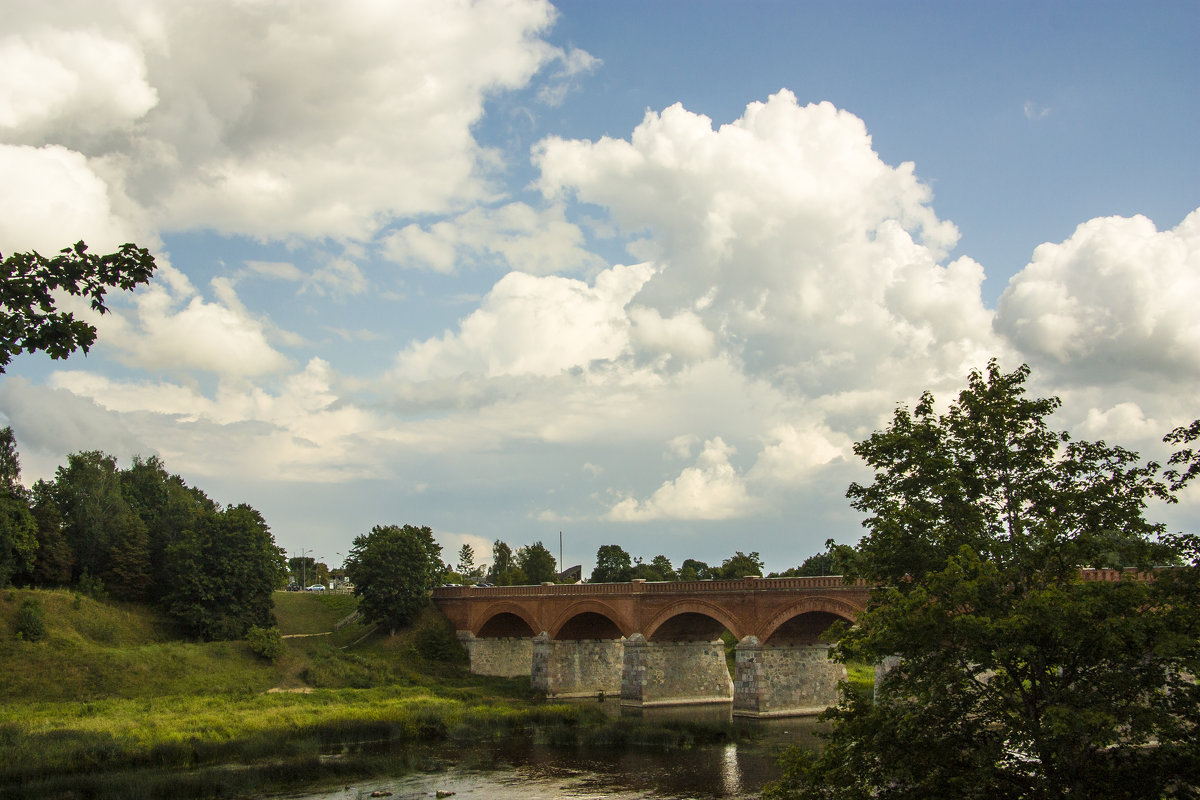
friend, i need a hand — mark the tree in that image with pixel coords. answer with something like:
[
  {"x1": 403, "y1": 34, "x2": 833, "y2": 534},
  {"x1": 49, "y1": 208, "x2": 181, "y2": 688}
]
[
  {"x1": 715, "y1": 550, "x2": 764, "y2": 579},
  {"x1": 767, "y1": 362, "x2": 1200, "y2": 800},
  {"x1": 678, "y1": 558, "x2": 712, "y2": 581},
  {"x1": 162, "y1": 504, "x2": 286, "y2": 640},
  {"x1": 590, "y1": 544, "x2": 633, "y2": 583},
  {"x1": 345, "y1": 524, "x2": 443, "y2": 635},
  {"x1": 516, "y1": 541, "x2": 557, "y2": 583},
  {"x1": 770, "y1": 539, "x2": 858, "y2": 578},
  {"x1": 0, "y1": 428, "x2": 36, "y2": 586},
  {"x1": 456, "y1": 543, "x2": 476, "y2": 577},
  {"x1": 1, "y1": 241, "x2": 156, "y2": 371},
  {"x1": 631, "y1": 554, "x2": 677, "y2": 581}
]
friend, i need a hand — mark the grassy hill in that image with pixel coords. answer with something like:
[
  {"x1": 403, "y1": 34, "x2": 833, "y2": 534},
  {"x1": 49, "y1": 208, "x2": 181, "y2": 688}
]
[{"x1": 0, "y1": 588, "x2": 474, "y2": 704}]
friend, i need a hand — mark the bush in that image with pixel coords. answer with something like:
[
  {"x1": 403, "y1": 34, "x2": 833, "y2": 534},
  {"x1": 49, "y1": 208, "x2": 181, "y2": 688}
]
[
  {"x1": 15, "y1": 598, "x2": 47, "y2": 642},
  {"x1": 245, "y1": 625, "x2": 284, "y2": 662}
]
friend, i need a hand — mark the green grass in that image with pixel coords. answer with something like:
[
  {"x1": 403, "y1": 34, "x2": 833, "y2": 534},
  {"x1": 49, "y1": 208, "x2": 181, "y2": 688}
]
[{"x1": 272, "y1": 590, "x2": 358, "y2": 635}]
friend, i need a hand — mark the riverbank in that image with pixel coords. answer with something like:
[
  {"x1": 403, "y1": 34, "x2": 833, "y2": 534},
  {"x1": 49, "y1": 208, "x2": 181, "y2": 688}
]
[{"x1": 0, "y1": 589, "x2": 756, "y2": 798}]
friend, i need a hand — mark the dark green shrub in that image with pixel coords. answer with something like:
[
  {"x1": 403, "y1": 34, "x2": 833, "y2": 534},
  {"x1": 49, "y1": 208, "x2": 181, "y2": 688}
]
[
  {"x1": 15, "y1": 598, "x2": 46, "y2": 641},
  {"x1": 246, "y1": 625, "x2": 284, "y2": 662}
]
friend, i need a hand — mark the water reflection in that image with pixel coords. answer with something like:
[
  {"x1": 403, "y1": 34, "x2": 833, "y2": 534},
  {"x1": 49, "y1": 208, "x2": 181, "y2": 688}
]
[{"x1": 285, "y1": 708, "x2": 824, "y2": 800}]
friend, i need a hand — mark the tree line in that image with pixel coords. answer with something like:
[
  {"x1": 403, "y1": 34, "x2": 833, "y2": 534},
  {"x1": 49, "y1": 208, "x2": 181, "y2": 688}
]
[{"x1": 0, "y1": 429, "x2": 286, "y2": 641}]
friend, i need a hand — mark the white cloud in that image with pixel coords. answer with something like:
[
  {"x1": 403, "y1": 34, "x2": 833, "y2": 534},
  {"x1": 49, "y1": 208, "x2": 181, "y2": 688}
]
[
  {"x1": 380, "y1": 202, "x2": 604, "y2": 275},
  {"x1": 1, "y1": 0, "x2": 570, "y2": 242},
  {"x1": 394, "y1": 262, "x2": 653, "y2": 380},
  {"x1": 72, "y1": 265, "x2": 292, "y2": 377},
  {"x1": 608, "y1": 437, "x2": 753, "y2": 521},
  {"x1": 246, "y1": 260, "x2": 304, "y2": 281},
  {"x1": 534, "y1": 90, "x2": 1001, "y2": 398},
  {"x1": 748, "y1": 423, "x2": 850, "y2": 485},
  {"x1": 996, "y1": 209, "x2": 1200, "y2": 384},
  {"x1": 0, "y1": 144, "x2": 143, "y2": 254}
]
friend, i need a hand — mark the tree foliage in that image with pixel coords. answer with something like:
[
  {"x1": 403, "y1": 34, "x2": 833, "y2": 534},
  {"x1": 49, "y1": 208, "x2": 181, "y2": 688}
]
[
  {"x1": 590, "y1": 544, "x2": 633, "y2": 583},
  {"x1": 516, "y1": 541, "x2": 558, "y2": 583},
  {"x1": 1, "y1": 241, "x2": 156, "y2": 371},
  {"x1": 767, "y1": 361, "x2": 1200, "y2": 800},
  {"x1": 345, "y1": 524, "x2": 443, "y2": 634},
  {"x1": 0, "y1": 429, "x2": 36, "y2": 587}
]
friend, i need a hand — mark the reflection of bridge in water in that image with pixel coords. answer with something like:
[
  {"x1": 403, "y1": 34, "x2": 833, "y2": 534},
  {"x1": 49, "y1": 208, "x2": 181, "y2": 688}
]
[{"x1": 432, "y1": 576, "x2": 870, "y2": 717}]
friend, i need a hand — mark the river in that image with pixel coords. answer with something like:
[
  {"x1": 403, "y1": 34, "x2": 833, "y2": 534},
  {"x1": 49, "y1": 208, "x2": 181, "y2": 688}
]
[{"x1": 283, "y1": 704, "x2": 822, "y2": 800}]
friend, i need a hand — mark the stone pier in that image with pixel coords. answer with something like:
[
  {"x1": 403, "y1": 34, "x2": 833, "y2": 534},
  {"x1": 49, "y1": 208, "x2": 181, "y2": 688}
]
[
  {"x1": 732, "y1": 636, "x2": 846, "y2": 717},
  {"x1": 620, "y1": 633, "x2": 734, "y2": 707},
  {"x1": 531, "y1": 632, "x2": 625, "y2": 697},
  {"x1": 457, "y1": 632, "x2": 531, "y2": 677}
]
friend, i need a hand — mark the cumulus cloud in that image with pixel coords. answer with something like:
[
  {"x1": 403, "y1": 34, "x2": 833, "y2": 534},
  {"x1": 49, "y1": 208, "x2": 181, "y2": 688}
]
[
  {"x1": 0, "y1": 0, "x2": 571, "y2": 242},
  {"x1": 608, "y1": 437, "x2": 753, "y2": 521},
  {"x1": 996, "y1": 209, "x2": 1200, "y2": 384},
  {"x1": 70, "y1": 265, "x2": 292, "y2": 377},
  {"x1": 393, "y1": 263, "x2": 653, "y2": 380},
  {"x1": 534, "y1": 90, "x2": 1001, "y2": 398},
  {"x1": 380, "y1": 202, "x2": 604, "y2": 275}
]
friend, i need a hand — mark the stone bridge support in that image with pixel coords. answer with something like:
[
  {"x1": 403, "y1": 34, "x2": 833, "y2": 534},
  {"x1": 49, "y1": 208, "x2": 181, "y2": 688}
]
[
  {"x1": 620, "y1": 633, "x2": 734, "y2": 707},
  {"x1": 457, "y1": 632, "x2": 532, "y2": 677},
  {"x1": 531, "y1": 632, "x2": 625, "y2": 698},
  {"x1": 732, "y1": 636, "x2": 846, "y2": 717}
]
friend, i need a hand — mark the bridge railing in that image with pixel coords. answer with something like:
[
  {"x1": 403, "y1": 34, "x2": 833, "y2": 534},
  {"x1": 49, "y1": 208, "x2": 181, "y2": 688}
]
[{"x1": 431, "y1": 575, "x2": 868, "y2": 599}]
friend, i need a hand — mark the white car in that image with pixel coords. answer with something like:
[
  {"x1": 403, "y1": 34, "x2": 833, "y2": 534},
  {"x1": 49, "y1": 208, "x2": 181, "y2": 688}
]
[{"x1": 307, "y1": 584, "x2": 326, "y2": 591}]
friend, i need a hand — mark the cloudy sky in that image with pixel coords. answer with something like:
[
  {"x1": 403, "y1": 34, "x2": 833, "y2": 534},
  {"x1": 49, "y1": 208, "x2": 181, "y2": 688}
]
[{"x1": 2, "y1": 0, "x2": 1197, "y2": 576}]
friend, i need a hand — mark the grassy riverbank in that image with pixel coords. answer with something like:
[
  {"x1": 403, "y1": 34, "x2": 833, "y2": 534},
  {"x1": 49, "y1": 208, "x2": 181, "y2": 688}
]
[{"x1": 0, "y1": 589, "x2": 744, "y2": 799}]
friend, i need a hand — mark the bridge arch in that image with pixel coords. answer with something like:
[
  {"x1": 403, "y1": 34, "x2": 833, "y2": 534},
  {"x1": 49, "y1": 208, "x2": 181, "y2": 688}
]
[
  {"x1": 548, "y1": 600, "x2": 633, "y2": 640},
  {"x1": 473, "y1": 602, "x2": 540, "y2": 638},
  {"x1": 643, "y1": 599, "x2": 744, "y2": 642},
  {"x1": 758, "y1": 595, "x2": 862, "y2": 644}
]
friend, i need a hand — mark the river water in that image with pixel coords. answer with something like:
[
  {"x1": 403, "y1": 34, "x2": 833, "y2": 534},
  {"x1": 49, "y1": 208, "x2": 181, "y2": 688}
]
[{"x1": 284, "y1": 705, "x2": 822, "y2": 800}]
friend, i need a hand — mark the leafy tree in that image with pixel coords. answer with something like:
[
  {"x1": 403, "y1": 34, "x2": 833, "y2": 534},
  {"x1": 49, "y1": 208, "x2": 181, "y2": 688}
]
[
  {"x1": 715, "y1": 550, "x2": 764, "y2": 579},
  {"x1": 163, "y1": 504, "x2": 286, "y2": 640},
  {"x1": 1, "y1": 241, "x2": 156, "y2": 371},
  {"x1": 767, "y1": 362, "x2": 1200, "y2": 800},
  {"x1": 456, "y1": 543, "x2": 477, "y2": 577},
  {"x1": 590, "y1": 544, "x2": 633, "y2": 583},
  {"x1": 0, "y1": 428, "x2": 36, "y2": 587},
  {"x1": 678, "y1": 558, "x2": 712, "y2": 581},
  {"x1": 516, "y1": 541, "x2": 557, "y2": 583},
  {"x1": 26, "y1": 479, "x2": 72, "y2": 586},
  {"x1": 120, "y1": 455, "x2": 216, "y2": 600},
  {"x1": 770, "y1": 539, "x2": 858, "y2": 577},
  {"x1": 345, "y1": 524, "x2": 443, "y2": 635},
  {"x1": 632, "y1": 554, "x2": 677, "y2": 581},
  {"x1": 52, "y1": 451, "x2": 151, "y2": 599}
]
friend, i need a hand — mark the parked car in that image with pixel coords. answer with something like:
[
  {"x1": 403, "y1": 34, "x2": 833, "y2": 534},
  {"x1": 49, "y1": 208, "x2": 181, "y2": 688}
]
[{"x1": 307, "y1": 584, "x2": 326, "y2": 591}]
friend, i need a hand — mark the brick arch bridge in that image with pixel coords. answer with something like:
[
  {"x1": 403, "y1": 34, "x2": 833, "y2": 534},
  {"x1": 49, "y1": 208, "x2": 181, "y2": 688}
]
[{"x1": 433, "y1": 576, "x2": 870, "y2": 717}]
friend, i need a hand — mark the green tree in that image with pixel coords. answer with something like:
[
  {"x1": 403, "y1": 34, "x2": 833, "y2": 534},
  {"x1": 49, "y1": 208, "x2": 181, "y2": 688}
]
[
  {"x1": 590, "y1": 544, "x2": 633, "y2": 582},
  {"x1": 345, "y1": 524, "x2": 443, "y2": 635},
  {"x1": 0, "y1": 428, "x2": 36, "y2": 587},
  {"x1": 1, "y1": 241, "x2": 156, "y2": 371},
  {"x1": 678, "y1": 558, "x2": 713, "y2": 581},
  {"x1": 516, "y1": 541, "x2": 557, "y2": 583},
  {"x1": 457, "y1": 543, "x2": 482, "y2": 579},
  {"x1": 26, "y1": 479, "x2": 72, "y2": 586},
  {"x1": 770, "y1": 539, "x2": 858, "y2": 577},
  {"x1": 631, "y1": 554, "x2": 677, "y2": 581},
  {"x1": 767, "y1": 362, "x2": 1200, "y2": 800},
  {"x1": 715, "y1": 550, "x2": 764, "y2": 579},
  {"x1": 163, "y1": 504, "x2": 286, "y2": 640},
  {"x1": 119, "y1": 455, "x2": 216, "y2": 600},
  {"x1": 52, "y1": 451, "x2": 151, "y2": 599},
  {"x1": 488, "y1": 539, "x2": 525, "y2": 585}
]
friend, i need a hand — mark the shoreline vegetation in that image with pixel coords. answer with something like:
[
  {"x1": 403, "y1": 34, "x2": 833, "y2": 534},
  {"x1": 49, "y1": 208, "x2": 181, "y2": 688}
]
[{"x1": 0, "y1": 588, "x2": 776, "y2": 799}]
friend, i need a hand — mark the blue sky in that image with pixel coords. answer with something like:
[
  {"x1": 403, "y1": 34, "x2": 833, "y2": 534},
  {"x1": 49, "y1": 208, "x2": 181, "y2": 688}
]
[{"x1": 1, "y1": 0, "x2": 1197, "y2": 576}]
